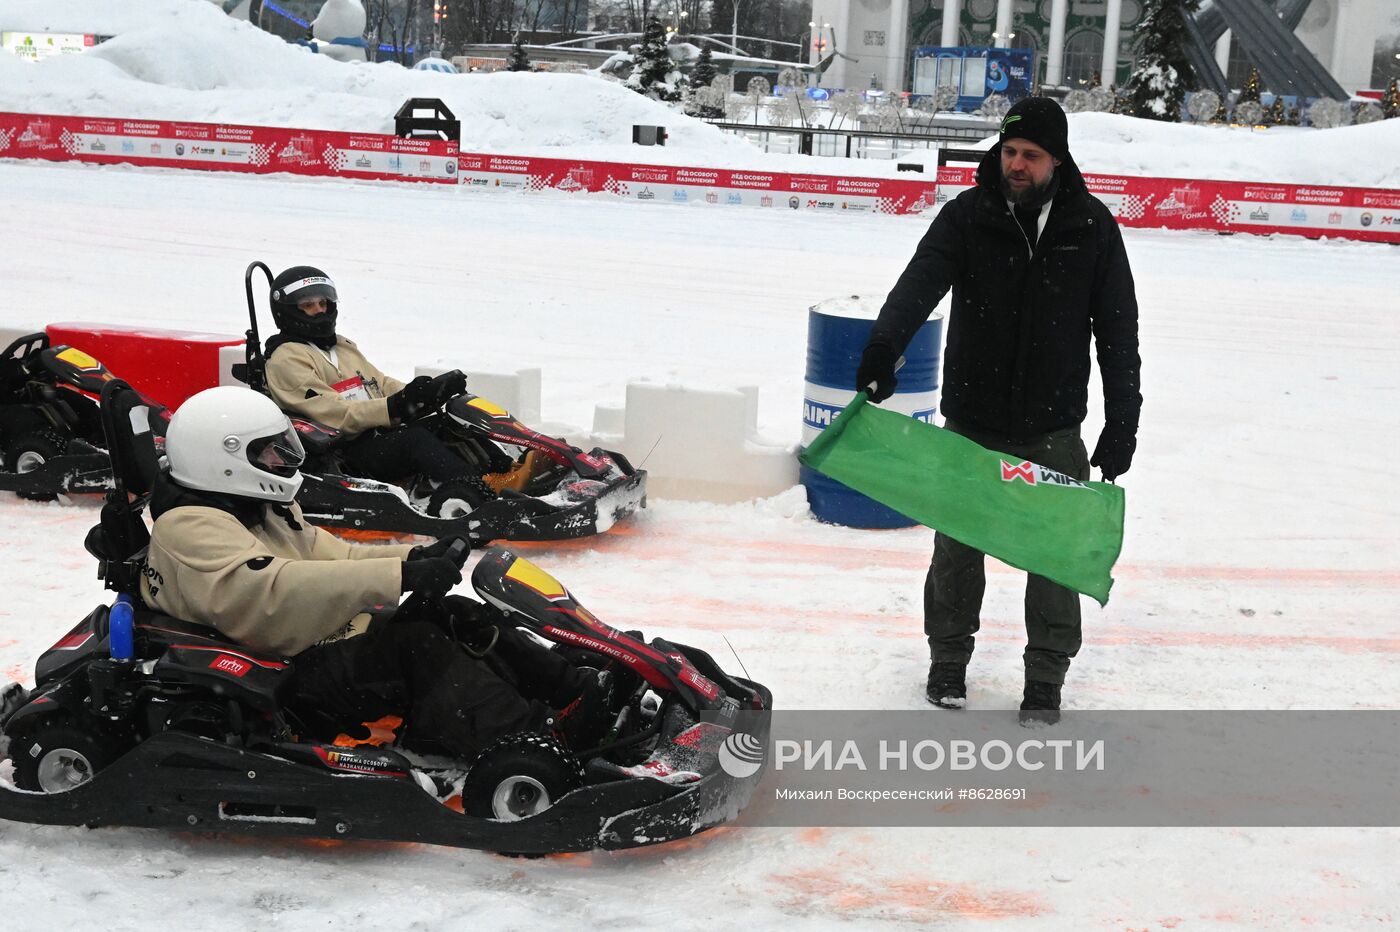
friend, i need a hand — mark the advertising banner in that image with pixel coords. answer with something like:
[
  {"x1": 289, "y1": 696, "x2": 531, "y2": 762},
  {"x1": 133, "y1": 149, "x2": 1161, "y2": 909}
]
[
  {"x1": 455, "y1": 152, "x2": 939, "y2": 215},
  {"x1": 0, "y1": 112, "x2": 459, "y2": 185},
  {"x1": 934, "y1": 164, "x2": 1400, "y2": 244},
  {"x1": 1, "y1": 110, "x2": 1395, "y2": 242}
]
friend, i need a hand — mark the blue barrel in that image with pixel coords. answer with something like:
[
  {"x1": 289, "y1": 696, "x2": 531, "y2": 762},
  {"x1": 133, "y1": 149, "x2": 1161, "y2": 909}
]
[{"x1": 800, "y1": 296, "x2": 943, "y2": 528}]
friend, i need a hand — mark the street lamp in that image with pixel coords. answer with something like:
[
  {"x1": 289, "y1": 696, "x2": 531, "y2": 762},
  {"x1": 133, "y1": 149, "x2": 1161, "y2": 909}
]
[{"x1": 731, "y1": 0, "x2": 747, "y2": 55}]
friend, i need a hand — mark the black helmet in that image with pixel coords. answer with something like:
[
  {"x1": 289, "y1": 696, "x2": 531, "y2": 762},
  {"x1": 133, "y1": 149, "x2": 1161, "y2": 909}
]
[{"x1": 270, "y1": 265, "x2": 339, "y2": 346}]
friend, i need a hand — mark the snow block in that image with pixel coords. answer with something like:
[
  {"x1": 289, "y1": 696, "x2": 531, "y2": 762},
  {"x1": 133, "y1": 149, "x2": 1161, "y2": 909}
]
[
  {"x1": 415, "y1": 365, "x2": 542, "y2": 424},
  {"x1": 46, "y1": 323, "x2": 243, "y2": 411},
  {"x1": 595, "y1": 383, "x2": 797, "y2": 504}
]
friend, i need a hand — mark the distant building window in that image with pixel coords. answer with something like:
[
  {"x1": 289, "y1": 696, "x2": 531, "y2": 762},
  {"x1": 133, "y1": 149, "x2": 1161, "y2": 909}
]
[{"x1": 1063, "y1": 28, "x2": 1102, "y2": 86}]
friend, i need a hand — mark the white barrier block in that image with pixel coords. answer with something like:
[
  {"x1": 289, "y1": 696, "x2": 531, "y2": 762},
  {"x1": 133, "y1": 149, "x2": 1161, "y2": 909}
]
[
  {"x1": 598, "y1": 382, "x2": 798, "y2": 504},
  {"x1": 218, "y1": 343, "x2": 247, "y2": 387},
  {"x1": 416, "y1": 364, "x2": 541, "y2": 423}
]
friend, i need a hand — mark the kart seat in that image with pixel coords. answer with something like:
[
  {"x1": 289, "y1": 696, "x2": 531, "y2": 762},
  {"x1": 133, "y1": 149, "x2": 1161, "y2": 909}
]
[{"x1": 84, "y1": 379, "x2": 161, "y2": 593}]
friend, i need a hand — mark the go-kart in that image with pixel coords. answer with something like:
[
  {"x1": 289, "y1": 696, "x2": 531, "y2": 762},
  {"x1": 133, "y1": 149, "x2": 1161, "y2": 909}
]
[
  {"x1": 237, "y1": 261, "x2": 647, "y2": 543},
  {"x1": 0, "y1": 331, "x2": 162, "y2": 499},
  {"x1": 0, "y1": 380, "x2": 769, "y2": 854}
]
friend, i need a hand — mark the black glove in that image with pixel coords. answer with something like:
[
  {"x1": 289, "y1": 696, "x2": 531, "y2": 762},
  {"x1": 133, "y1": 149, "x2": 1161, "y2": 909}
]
[
  {"x1": 387, "y1": 375, "x2": 437, "y2": 421},
  {"x1": 1090, "y1": 425, "x2": 1137, "y2": 482},
  {"x1": 400, "y1": 556, "x2": 462, "y2": 594},
  {"x1": 429, "y1": 370, "x2": 467, "y2": 407},
  {"x1": 408, "y1": 535, "x2": 470, "y2": 562},
  {"x1": 855, "y1": 342, "x2": 899, "y2": 404}
]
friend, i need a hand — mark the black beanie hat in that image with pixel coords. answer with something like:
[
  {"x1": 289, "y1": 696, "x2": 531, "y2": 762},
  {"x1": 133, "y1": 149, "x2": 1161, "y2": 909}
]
[{"x1": 998, "y1": 97, "x2": 1069, "y2": 161}]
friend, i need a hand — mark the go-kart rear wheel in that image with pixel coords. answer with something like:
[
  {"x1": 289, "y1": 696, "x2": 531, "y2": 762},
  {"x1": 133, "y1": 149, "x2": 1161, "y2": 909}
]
[
  {"x1": 3, "y1": 430, "x2": 67, "y2": 501},
  {"x1": 462, "y1": 734, "x2": 583, "y2": 821},
  {"x1": 10, "y1": 716, "x2": 127, "y2": 793}
]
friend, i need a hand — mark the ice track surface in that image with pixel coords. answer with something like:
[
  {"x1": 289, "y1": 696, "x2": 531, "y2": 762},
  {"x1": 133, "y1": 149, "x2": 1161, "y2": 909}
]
[{"x1": 1, "y1": 160, "x2": 1398, "y2": 929}]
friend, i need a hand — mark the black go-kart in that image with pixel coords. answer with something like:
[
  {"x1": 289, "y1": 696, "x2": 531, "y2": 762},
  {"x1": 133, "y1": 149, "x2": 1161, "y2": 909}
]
[
  {"x1": 237, "y1": 261, "x2": 647, "y2": 543},
  {"x1": 0, "y1": 331, "x2": 161, "y2": 500},
  {"x1": 0, "y1": 380, "x2": 770, "y2": 854}
]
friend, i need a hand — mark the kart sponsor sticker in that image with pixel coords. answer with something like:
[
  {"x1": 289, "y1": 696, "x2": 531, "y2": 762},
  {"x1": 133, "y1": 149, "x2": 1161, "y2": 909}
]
[
  {"x1": 209, "y1": 654, "x2": 252, "y2": 677},
  {"x1": 55, "y1": 347, "x2": 101, "y2": 370},
  {"x1": 506, "y1": 556, "x2": 568, "y2": 599},
  {"x1": 331, "y1": 375, "x2": 372, "y2": 402},
  {"x1": 466, "y1": 396, "x2": 509, "y2": 417}
]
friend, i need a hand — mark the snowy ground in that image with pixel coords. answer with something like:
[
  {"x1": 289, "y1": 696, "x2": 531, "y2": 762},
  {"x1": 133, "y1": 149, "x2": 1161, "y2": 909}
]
[{"x1": 1, "y1": 158, "x2": 1398, "y2": 928}]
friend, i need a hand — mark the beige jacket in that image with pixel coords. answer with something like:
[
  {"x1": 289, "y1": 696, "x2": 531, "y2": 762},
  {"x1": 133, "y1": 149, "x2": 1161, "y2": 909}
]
[
  {"x1": 142, "y1": 501, "x2": 415, "y2": 656},
  {"x1": 265, "y1": 337, "x2": 407, "y2": 440}
]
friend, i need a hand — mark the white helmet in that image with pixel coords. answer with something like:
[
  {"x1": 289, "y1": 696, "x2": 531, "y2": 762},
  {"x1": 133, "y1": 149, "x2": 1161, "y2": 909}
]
[{"x1": 165, "y1": 386, "x2": 306, "y2": 503}]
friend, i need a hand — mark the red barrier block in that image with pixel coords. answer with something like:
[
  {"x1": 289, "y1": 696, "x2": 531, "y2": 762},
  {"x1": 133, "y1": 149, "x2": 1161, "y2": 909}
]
[{"x1": 46, "y1": 322, "x2": 243, "y2": 411}]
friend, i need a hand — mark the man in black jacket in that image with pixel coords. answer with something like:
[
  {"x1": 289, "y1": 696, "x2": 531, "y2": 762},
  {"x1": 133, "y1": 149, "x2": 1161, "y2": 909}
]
[{"x1": 856, "y1": 97, "x2": 1141, "y2": 724}]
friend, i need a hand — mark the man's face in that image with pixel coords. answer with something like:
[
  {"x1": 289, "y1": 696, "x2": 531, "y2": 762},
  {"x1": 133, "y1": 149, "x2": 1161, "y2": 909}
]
[
  {"x1": 297, "y1": 296, "x2": 331, "y2": 317},
  {"x1": 1000, "y1": 138, "x2": 1061, "y2": 205}
]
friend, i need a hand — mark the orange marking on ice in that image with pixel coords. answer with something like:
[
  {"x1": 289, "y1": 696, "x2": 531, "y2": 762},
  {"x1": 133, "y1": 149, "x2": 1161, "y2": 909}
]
[
  {"x1": 771, "y1": 869, "x2": 1047, "y2": 921},
  {"x1": 508, "y1": 529, "x2": 1400, "y2": 588},
  {"x1": 797, "y1": 827, "x2": 828, "y2": 845},
  {"x1": 323, "y1": 527, "x2": 421, "y2": 544}
]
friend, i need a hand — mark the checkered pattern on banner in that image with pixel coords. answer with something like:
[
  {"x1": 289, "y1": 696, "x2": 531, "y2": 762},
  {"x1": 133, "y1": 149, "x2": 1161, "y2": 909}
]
[
  {"x1": 601, "y1": 179, "x2": 624, "y2": 195},
  {"x1": 60, "y1": 129, "x2": 79, "y2": 154},
  {"x1": 1117, "y1": 195, "x2": 1148, "y2": 221},
  {"x1": 875, "y1": 197, "x2": 899, "y2": 215},
  {"x1": 1210, "y1": 195, "x2": 1232, "y2": 225},
  {"x1": 249, "y1": 144, "x2": 271, "y2": 168},
  {"x1": 0, "y1": 128, "x2": 11, "y2": 153},
  {"x1": 322, "y1": 145, "x2": 345, "y2": 170},
  {"x1": 525, "y1": 174, "x2": 553, "y2": 192}
]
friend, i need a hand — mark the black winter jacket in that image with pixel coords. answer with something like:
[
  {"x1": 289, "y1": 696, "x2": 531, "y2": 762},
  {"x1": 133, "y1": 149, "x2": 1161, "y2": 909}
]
[{"x1": 869, "y1": 147, "x2": 1142, "y2": 442}]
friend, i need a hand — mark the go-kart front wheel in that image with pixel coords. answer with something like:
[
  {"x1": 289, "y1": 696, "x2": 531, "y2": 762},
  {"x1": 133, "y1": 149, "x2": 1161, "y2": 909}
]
[
  {"x1": 461, "y1": 734, "x2": 583, "y2": 821},
  {"x1": 10, "y1": 715, "x2": 128, "y2": 793}
]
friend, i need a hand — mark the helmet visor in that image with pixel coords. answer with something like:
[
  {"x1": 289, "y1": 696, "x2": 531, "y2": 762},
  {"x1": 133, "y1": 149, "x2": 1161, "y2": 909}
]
[{"x1": 246, "y1": 425, "x2": 306, "y2": 479}]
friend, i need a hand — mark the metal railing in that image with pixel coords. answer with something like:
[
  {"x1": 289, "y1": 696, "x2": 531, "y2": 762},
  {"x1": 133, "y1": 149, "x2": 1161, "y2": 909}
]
[{"x1": 706, "y1": 118, "x2": 996, "y2": 160}]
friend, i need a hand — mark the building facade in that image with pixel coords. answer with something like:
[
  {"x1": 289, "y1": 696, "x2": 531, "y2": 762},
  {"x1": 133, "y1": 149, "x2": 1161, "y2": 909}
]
[{"x1": 808, "y1": 0, "x2": 1388, "y2": 95}]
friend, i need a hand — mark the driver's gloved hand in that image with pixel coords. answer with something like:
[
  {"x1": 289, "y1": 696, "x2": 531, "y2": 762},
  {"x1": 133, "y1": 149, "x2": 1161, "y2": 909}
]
[
  {"x1": 429, "y1": 370, "x2": 467, "y2": 407},
  {"x1": 408, "y1": 535, "x2": 470, "y2": 562},
  {"x1": 387, "y1": 376, "x2": 437, "y2": 421},
  {"x1": 400, "y1": 556, "x2": 461, "y2": 594}
]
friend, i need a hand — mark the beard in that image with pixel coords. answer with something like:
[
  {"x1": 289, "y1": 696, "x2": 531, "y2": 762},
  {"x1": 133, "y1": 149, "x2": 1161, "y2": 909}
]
[{"x1": 1000, "y1": 168, "x2": 1059, "y2": 208}]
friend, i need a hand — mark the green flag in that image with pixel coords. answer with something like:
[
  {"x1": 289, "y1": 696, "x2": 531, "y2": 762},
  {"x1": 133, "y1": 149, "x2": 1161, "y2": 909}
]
[{"x1": 800, "y1": 393, "x2": 1125, "y2": 605}]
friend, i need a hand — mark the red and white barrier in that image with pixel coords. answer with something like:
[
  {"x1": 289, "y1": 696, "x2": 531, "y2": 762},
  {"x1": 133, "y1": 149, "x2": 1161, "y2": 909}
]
[
  {"x1": 935, "y1": 166, "x2": 1400, "y2": 244},
  {"x1": 455, "y1": 153, "x2": 937, "y2": 215},
  {"x1": 0, "y1": 112, "x2": 459, "y2": 184},
  {"x1": 2, "y1": 111, "x2": 1397, "y2": 243}
]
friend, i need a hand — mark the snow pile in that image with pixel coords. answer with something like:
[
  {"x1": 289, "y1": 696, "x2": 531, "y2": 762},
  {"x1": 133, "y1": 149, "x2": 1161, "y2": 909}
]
[
  {"x1": 1066, "y1": 112, "x2": 1400, "y2": 188},
  {"x1": 0, "y1": 0, "x2": 756, "y2": 159},
  {"x1": 0, "y1": 0, "x2": 1397, "y2": 186}
]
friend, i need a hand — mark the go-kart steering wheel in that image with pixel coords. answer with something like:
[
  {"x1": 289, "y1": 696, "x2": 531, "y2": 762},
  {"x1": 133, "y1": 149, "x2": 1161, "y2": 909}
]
[{"x1": 396, "y1": 537, "x2": 471, "y2": 620}]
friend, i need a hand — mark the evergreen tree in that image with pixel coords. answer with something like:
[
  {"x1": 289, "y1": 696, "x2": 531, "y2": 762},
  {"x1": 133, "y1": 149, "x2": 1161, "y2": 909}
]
[
  {"x1": 507, "y1": 32, "x2": 531, "y2": 72},
  {"x1": 627, "y1": 17, "x2": 680, "y2": 102},
  {"x1": 1239, "y1": 66, "x2": 1262, "y2": 104},
  {"x1": 1383, "y1": 78, "x2": 1400, "y2": 119},
  {"x1": 1124, "y1": 0, "x2": 1200, "y2": 121},
  {"x1": 1211, "y1": 98, "x2": 1227, "y2": 123},
  {"x1": 690, "y1": 45, "x2": 717, "y2": 89},
  {"x1": 1265, "y1": 96, "x2": 1286, "y2": 126}
]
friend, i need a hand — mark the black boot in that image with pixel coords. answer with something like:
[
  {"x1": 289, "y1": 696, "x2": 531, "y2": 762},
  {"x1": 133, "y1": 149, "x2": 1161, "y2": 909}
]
[
  {"x1": 1018, "y1": 680, "x2": 1062, "y2": 726},
  {"x1": 925, "y1": 661, "x2": 967, "y2": 709}
]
